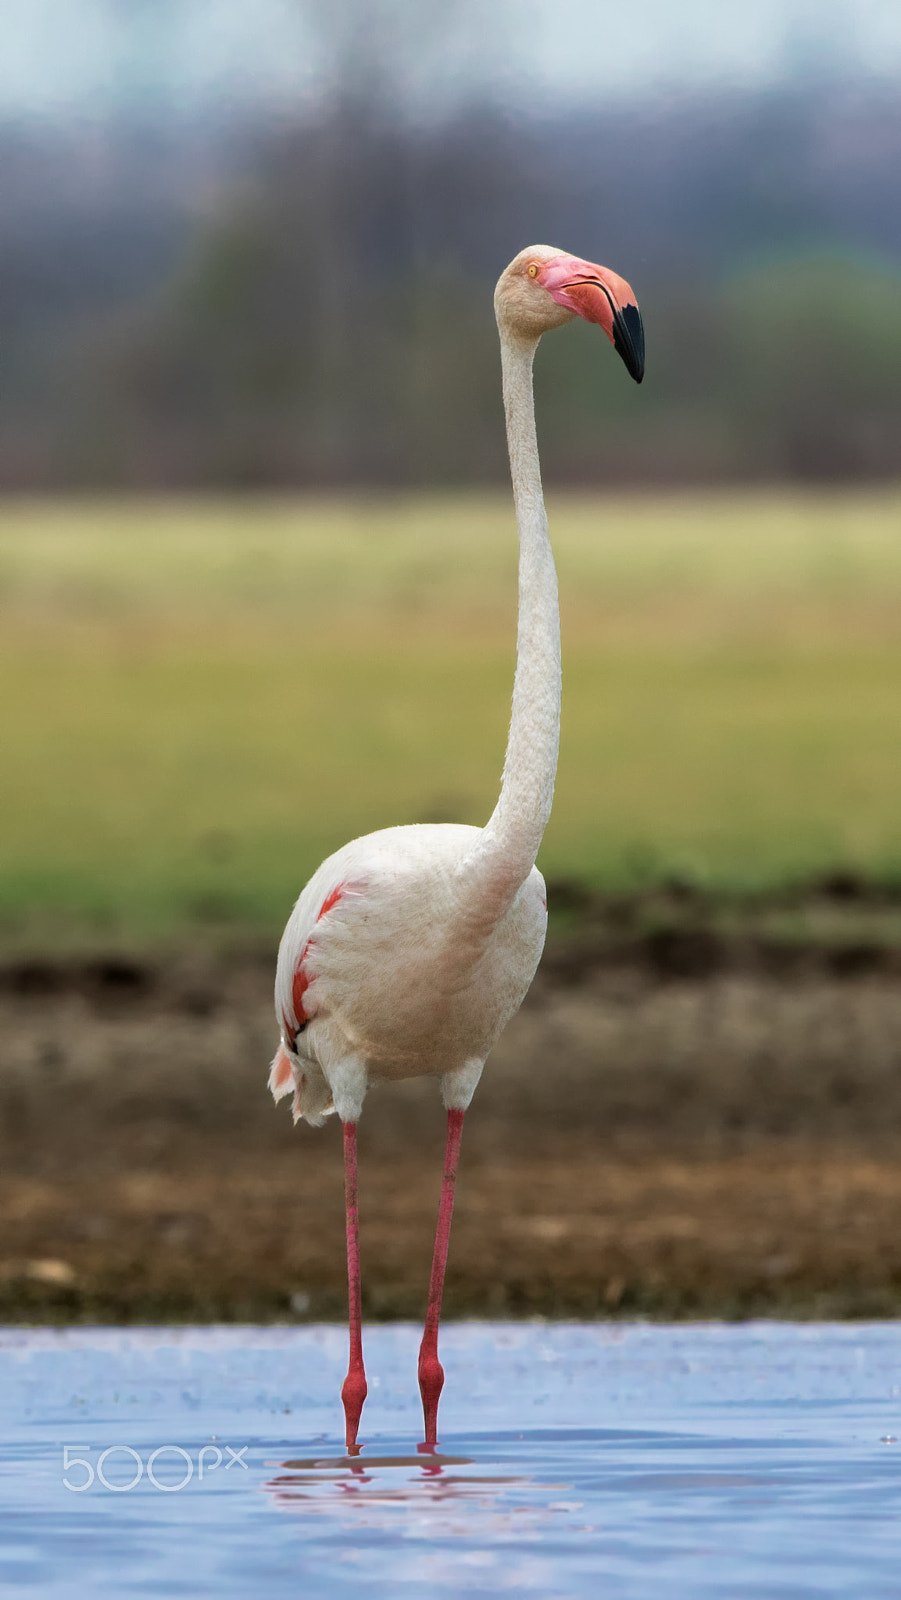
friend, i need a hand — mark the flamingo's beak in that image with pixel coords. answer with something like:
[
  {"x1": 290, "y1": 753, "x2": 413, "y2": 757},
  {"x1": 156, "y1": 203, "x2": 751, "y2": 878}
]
[{"x1": 538, "y1": 254, "x2": 645, "y2": 383}]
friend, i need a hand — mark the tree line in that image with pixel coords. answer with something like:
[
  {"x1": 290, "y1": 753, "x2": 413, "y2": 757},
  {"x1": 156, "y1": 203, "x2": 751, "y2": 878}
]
[{"x1": 1, "y1": 72, "x2": 900, "y2": 489}]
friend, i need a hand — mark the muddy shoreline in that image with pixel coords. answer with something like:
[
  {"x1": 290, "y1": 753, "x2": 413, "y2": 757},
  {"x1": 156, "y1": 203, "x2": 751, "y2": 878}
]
[{"x1": 2, "y1": 884, "x2": 901, "y2": 1322}]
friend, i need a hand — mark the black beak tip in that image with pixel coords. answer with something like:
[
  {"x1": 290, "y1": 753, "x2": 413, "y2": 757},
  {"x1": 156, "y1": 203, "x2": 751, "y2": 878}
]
[{"x1": 613, "y1": 302, "x2": 645, "y2": 385}]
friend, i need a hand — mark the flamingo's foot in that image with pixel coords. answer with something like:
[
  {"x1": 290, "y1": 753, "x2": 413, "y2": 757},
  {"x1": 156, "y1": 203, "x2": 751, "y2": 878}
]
[
  {"x1": 418, "y1": 1349, "x2": 445, "y2": 1448},
  {"x1": 341, "y1": 1365, "x2": 368, "y2": 1450}
]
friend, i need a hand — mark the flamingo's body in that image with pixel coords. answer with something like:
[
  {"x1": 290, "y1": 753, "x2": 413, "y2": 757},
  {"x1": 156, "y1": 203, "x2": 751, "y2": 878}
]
[
  {"x1": 270, "y1": 825, "x2": 547, "y2": 1125},
  {"x1": 270, "y1": 244, "x2": 644, "y2": 1451}
]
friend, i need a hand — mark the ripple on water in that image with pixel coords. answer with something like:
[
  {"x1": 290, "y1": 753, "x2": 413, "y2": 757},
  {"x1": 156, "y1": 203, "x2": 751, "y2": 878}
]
[{"x1": 0, "y1": 1322, "x2": 899, "y2": 1598}]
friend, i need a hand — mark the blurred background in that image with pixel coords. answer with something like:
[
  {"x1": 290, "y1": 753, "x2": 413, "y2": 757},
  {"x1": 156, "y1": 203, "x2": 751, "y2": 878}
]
[
  {"x1": 2, "y1": 0, "x2": 901, "y2": 1324},
  {"x1": 1, "y1": 0, "x2": 900, "y2": 489}
]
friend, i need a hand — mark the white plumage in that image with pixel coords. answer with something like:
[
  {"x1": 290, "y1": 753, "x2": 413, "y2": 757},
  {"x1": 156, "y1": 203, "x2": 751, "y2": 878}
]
[
  {"x1": 267, "y1": 243, "x2": 644, "y2": 1450},
  {"x1": 270, "y1": 824, "x2": 547, "y2": 1125}
]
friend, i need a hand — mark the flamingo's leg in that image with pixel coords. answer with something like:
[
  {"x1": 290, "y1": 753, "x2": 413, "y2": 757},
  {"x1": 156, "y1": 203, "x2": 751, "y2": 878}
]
[
  {"x1": 341, "y1": 1120, "x2": 368, "y2": 1451},
  {"x1": 418, "y1": 1107, "x2": 465, "y2": 1449}
]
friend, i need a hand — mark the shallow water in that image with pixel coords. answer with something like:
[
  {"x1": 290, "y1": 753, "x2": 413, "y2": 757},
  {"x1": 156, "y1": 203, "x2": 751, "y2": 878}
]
[{"x1": 1, "y1": 1322, "x2": 899, "y2": 1597}]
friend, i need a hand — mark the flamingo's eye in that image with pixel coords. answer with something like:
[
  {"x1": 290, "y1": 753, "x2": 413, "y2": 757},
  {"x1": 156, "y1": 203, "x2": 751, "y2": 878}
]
[{"x1": 528, "y1": 263, "x2": 539, "y2": 279}]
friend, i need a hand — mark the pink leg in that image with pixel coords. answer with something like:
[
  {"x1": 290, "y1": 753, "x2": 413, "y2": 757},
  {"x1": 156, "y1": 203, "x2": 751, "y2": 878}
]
[
  {"x1": 418, "y1": 1108, "x2": 465, "y2": 1449},
  {"x1": 340, "y1": 1121, "x2": 368, "y2": 1451}
]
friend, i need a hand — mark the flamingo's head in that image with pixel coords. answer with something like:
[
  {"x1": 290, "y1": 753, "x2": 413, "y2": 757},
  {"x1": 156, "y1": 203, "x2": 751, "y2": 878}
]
[{"x1": 494, "y1": 244, "x2": 644, "y2": 382}]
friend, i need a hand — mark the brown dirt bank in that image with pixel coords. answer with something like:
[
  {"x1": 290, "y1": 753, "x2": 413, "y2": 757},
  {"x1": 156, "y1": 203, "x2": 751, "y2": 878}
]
[{"x1": 2, "y1": 884, "x2": 901, "y2": 1322}]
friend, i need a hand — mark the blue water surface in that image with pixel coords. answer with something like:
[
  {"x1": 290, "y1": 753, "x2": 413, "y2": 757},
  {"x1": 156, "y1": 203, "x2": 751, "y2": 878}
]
[{"x1": 1, "y1": 1321, "x2": 899, "y2": 1598}]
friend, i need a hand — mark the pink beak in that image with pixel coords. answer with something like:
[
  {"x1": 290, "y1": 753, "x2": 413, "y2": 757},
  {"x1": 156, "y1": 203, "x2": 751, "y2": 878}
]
[{"x1": 538, "y1": 254, "x2": 645, "y2": 383}]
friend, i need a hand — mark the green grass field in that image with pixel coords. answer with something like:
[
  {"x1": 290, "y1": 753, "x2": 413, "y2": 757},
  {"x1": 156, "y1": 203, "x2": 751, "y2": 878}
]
[{"x1": 3, "y1": 489, "x2": 901, "y2": 948}]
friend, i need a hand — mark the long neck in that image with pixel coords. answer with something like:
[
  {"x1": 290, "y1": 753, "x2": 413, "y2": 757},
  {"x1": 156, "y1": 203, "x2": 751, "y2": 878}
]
[{"x1": 460, "y1": 328, "x2": 561, "y2": 916}]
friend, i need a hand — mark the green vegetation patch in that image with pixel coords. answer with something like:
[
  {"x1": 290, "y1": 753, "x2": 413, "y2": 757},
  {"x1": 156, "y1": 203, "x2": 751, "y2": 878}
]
[{"x1": 3, "y1": 490, "x2": 901, "y2": 948}]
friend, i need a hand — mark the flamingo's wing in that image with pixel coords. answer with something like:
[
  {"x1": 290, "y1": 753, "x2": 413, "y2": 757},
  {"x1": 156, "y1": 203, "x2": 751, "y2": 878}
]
[
  {"x1": 271, "y1": 824, "x2": 488, "y2": 1096},
  {"x1": 274, "y1": 874, "x2": 369, "y2": 1054}
]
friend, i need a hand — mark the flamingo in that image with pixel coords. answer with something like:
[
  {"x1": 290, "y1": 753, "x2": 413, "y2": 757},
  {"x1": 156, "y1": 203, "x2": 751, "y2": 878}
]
[{"x1": 269, "y1": 245, "x2": 644, "y2": 1452}]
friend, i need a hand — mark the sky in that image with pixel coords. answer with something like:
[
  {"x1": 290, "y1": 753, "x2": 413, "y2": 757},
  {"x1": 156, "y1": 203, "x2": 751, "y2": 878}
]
[{"x1": 1, "y1": 0, "x2": 900, "y2": 118}]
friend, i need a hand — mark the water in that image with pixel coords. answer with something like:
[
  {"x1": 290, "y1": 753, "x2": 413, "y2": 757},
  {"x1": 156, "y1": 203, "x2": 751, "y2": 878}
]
[{"x1": 1, "y1": 1322, "x2": 899, "y2": 1597}]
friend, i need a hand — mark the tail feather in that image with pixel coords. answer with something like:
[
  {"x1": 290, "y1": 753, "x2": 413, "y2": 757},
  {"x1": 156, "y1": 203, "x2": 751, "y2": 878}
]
[
  {"x1": 269, "y1": 1042, "x2": 334, "y2": 1127},
  {"x1": 268, "y1": 1045, "x2": 294, "y2": 1102}
]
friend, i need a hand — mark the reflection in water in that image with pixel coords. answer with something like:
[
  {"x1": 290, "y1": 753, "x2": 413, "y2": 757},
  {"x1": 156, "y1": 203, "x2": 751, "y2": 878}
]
[{"x1": 264, "y1": 1444, "x2": 547, "y2": 1517}]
